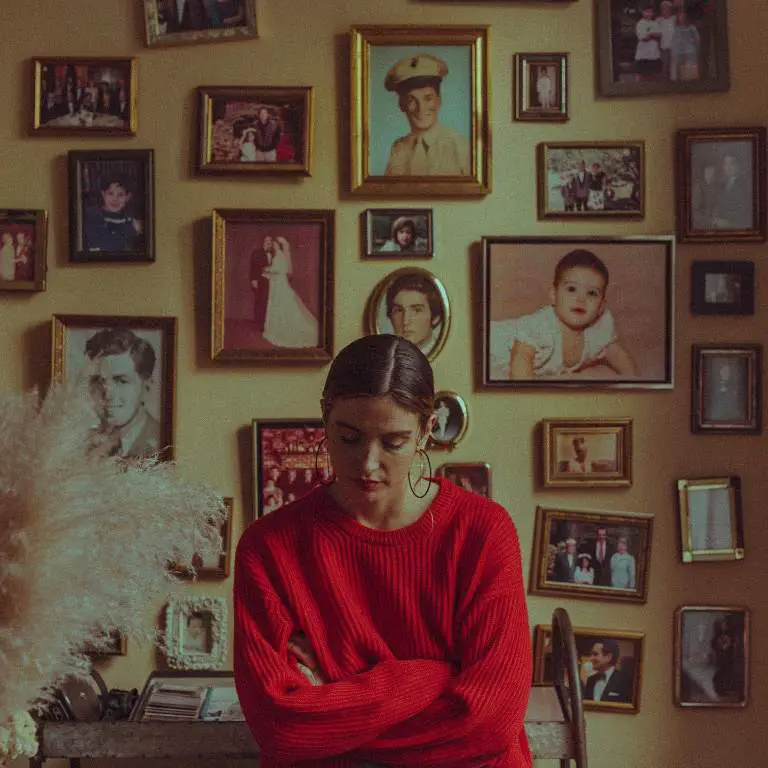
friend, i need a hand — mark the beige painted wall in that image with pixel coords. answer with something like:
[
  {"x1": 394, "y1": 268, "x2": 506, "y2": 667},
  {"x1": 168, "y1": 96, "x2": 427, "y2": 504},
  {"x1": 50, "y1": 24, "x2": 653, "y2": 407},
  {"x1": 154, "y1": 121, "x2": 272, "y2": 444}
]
[{"x1": 1, "y1": 1, "x2": 766, "y2": 767}]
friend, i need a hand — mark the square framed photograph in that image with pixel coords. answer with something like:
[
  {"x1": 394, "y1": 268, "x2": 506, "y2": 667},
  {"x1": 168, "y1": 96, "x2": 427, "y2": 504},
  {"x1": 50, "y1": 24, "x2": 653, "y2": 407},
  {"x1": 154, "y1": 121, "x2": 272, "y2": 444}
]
[
  {"x1": 33, "y1": 57, "x2": 137, "y2": 135},
  {"x1": 211, "y1": 209, "x2": 334, "y2": 362},
  {"x1": 596, "y1": 0, "x2": 730, "y2": 98},
  {"x1": 363, "y1": 208, "x2": 434, "y2": 258},
  {"x1": 350, "y1": 25, "x2": 491, "y2": 197},
  {"x1": 51, "y1": 314, "x2": 177, "y2": 461},
  {"x1": 533, "y1": 624, "x2": 644, "y2": 714},
  {"x1": 481, "y1": 236, "x2": 674, "y2": 388},
  {"x1": 538, "y1": 142, "x2": 644, "y2": 218},
  {"x1": 162, "y1": 596, "x2": 227, "y2": 671},
  {"x1": 435, "y1": 462, "x2": 491, "y2": 497},
  {"x1": 197, "y1": 86, "x2": 313, "y2": 176},
  {"x1": 0, "y1": 209, "x2": 47, "y2": 292},
  {"x1": 676, "y1": 127, "x2": 766, "y2": 243},
  {"x1": 252, "y1": 420, "x2": 328, "y2": 519},
  {"x1": 68, "y1": 150, "x2": 154, "y2": 263},
  {"x1": 674, "y1": 606, "x2": 749, "y2": 708},
  {"x1": 691, "y1": 260, "x2": 755, "y2": 316},
  {"x1": 82, "y1": 629, "x2": 127, "y2": 657},
  {"x1": 530, "y1": 506, "x2": 654, "y2": 604},
  {"x1": 540, "y1": 418, "x2": 632, "y2": 488},
  {"x1": 677, "y1": 476, "x2": 744, "y2": 563},
  {"x1": 691, "y1": 344, "x2": 762, "y2": 434},
  {"x1": 513, "y1": 53, "x2": 568, "y2": 122},
  {"x1": 143, "y1": 0, "x2": 258, "y2": 48},
  {"x1": 170, "y1": 497, "x2": 234, "y2": 579}
]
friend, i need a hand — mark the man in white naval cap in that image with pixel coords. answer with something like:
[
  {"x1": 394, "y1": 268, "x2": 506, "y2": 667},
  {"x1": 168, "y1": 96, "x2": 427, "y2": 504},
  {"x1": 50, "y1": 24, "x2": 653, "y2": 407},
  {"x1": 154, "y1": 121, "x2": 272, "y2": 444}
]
[{"x1": 383, "y1": 53, "x2": 471, "y2": 177}]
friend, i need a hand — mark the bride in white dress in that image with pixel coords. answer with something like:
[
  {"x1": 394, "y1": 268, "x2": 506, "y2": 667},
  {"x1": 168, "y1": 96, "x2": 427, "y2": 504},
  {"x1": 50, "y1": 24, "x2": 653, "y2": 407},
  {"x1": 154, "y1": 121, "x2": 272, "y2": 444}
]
[{"x1": 263, "y1": 236, "x2": 319, "y2": 348}]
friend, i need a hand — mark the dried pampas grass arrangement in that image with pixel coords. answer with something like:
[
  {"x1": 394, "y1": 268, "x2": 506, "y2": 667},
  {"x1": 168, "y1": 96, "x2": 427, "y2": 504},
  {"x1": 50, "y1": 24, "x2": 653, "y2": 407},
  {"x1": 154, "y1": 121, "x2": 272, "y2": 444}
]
[{"x1": 0, "y1": 385, "x2": 226, "y2": 752}]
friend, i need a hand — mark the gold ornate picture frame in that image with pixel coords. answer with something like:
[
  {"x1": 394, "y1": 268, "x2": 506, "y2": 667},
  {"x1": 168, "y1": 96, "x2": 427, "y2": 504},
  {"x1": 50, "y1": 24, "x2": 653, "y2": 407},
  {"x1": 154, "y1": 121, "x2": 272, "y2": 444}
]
[{"x1": 514, "y1": 52, "x2": 568, "y2": 122}]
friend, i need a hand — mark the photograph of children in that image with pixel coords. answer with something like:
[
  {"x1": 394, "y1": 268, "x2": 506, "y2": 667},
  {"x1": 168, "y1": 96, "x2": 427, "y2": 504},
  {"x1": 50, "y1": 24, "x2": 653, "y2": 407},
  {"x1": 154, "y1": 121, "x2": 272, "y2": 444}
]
[
  {"x1": 0, "y1": 210, "x2": 45, "y2": 291},
  {"x1": 691, "y1": 261, "x2": 754, "y2": 316},
  {"x1": 182, "y1": 611, "x2": 213, "y2": 654},
  {"x1": 483, "y1": 238, "x2": 673, "y2": 388},
  {"x1": 34, "y1": 59, "x2": 135, "y2": 134},
  {"x1": 253, "y1": 421, "x2": 328, "y2": 519},
  {"x1": 514, "y1": 53, "x2": 568, "y2": 122},
  {"x1": 144, "y1": 0, "x2": 258, "y2": 47},
  {"x1": 429, "y1": 392, "x2": 469, "y2": 449},
  {"x1": 534, "y1": 625, "x2": 644, "y2": 713},
  {"x1": 539, "y1": 143, "x2": 644, "y2": 217},
  {"x1": 435, "y1": 462, "x2": 490, "y2": 498},
  {"x1": 598, "y1": 0, "x2": 729, "y2": 97},
  {"x1": 364, "y1": 209, "x2": 433, "y2": 258},
  {"x1": 676, "y1": 607, "x2": 749, "y2": 708}
]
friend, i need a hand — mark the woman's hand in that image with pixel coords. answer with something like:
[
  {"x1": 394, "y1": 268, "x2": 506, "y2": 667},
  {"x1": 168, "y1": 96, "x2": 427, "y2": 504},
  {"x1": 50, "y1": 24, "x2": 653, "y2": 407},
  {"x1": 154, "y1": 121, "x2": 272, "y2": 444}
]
[{"x1": 288, "y1": 632, "x2": 326, "y2": 685}]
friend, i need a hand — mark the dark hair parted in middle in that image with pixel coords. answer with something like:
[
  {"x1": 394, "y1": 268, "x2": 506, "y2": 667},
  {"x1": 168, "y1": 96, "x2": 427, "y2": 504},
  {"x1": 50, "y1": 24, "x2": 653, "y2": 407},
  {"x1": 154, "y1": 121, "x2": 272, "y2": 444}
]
[
  {"x1": 321, "y1": 334, "x2": 435, "y2": 430},
  {"x1": 385, "y1": 273, "x2": 442, "y2": 321},
  {"x1": 553, "y1": 249, "x2": 610, "y2": 291}
]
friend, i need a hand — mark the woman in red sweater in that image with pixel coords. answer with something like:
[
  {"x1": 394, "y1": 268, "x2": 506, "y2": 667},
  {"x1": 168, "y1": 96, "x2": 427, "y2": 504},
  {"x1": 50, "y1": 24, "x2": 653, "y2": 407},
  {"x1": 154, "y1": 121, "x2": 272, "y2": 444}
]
[{"x1": 233, "y1": 334, "x2": 532, "y2": 767}]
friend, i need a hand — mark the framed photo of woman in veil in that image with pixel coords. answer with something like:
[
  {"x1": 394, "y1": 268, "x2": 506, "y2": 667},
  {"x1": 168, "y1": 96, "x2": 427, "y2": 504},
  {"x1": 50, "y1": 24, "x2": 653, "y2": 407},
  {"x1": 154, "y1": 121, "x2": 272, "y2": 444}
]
[{"x1": 211, "y1": 209, "x2": 334, "y2": 362}]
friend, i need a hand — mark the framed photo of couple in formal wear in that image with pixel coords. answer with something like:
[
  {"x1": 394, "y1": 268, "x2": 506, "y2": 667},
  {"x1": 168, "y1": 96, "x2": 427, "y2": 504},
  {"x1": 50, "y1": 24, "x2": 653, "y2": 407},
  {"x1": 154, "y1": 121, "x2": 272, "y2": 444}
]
[
  {"x1": 363, "y1": 208, "x2": 434, "y2": 258},
  {"x1": 211, "y1": 209, "x2": 334, "y2": 362},
  {"x1": 690, "y1": 260, "x2": 754, "y2": 316},
  {"x1": 676, "y1": 128, "x2": 766, "y2": 243},
  {"x1": 162, "y1": 596, "x2": 227, "y2": 671},
  {"x1": 349, "y1": 25, "x2": 491, "y2": 197},
  {"x1": 530, "y1": 506, "x2": 653, "y2": 604},
  {"x1": 435, "y1": 462, "x2": 490, "y2": 497},
  {"x1": 533, "y1": 624, "x2": 644, "y2": 714},
  {"x1": 0, "y1": 209, "x2": 47, "y2": 292},
  {"x1": 514, "y1": 53, "x2": 568, "y2": 122}
]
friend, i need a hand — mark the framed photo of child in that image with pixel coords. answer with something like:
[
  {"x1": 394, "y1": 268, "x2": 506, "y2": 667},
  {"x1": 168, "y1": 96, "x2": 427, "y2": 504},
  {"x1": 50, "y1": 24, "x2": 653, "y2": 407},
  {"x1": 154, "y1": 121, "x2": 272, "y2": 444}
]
[
  {"x1": 68, "y1": 150, "x2": 155, "y2": 263},
  {"x1": 0, "y1": 209, "x2": 47, "y2": 292},
  {"x1": 363, "y1": 208, "x2": 434, "y2": 258},
  {"x1": 514, "y1": 53, "x2": 569, "y2": 123},
  {"x1": 480, "y1": 236, "x2": 674, "y2": 389}
]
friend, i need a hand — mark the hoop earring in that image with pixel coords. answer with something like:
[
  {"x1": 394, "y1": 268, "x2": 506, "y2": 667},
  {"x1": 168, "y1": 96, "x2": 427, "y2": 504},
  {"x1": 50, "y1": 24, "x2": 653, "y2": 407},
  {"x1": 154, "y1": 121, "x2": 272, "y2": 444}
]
[
  {"x1": 314, "y1": 437, "x2": 335, "y2": 486},
  {"x1": 408, "y1": 447, "x2": 432, "y2": 499}
]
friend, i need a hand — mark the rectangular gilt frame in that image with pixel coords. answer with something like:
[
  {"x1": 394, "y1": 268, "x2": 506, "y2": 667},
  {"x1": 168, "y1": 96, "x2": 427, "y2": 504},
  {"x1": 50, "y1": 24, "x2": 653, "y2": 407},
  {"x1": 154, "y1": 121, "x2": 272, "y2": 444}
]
[{"x1": 514, "y1": 52, "x2": 568, "y2": 122}]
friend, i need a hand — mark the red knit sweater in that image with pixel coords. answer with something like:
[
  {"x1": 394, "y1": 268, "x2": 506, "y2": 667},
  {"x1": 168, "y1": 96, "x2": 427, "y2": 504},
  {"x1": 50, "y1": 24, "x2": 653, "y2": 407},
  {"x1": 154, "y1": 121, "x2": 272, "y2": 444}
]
[{"x1": 233, "y1": 479, "x2": 532, "y2": 768}]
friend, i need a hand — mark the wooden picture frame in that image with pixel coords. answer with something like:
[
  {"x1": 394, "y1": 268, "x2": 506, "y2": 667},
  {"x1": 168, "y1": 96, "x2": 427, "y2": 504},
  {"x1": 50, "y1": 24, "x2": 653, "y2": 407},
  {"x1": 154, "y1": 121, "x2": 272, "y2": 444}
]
[
  {"x1": 32, "y1": 57, "x2": 137, "y2": 136},
  {"x1": 533, "y1": 624, "x2": 644, "y2": 714},
  {"x1": 162, "y1": 596, "x2": 228, "y2": 671},
  {"x1": 691, "y1": 344, "x2": 762, "y2": 434},
  {"x1": 481, "y1": 236, "x2": 674, "y2": 389},
  {"x1": 51, "y1": 314, "x2": 177, "y2": 461},
  {"x1": 596, "y1": 0, "x2": 730, "y2": 98},
  {"x1": 429, "y1": 390, "x2": 469, "y2": 449},
  {"x1": 691, "y1": 260, "x2": 755, "y2": 316},
  {"x1": 540, "y1": 418, "x2": 632, "y2": 488},
  {"x1": 67, "y1": 149, "x2": 155, "y2": 263},
  {"x1": 142, "y1": 0, "x2": 259, "y2": 48},
  {"x1": 676, "y1": 127, "x2": 766, "y2": 243},
  {"x1": 252, "y1": 420, "x2": 327, "y2": 519},
  {"x1": 197, "y1": 86, "x2": 313, "y2": 176},
  {"x1": 674, "y1": 606, "x2": 749, "y2": 708},
  {"x1": 350, "y1": 25, "x2": 491, "y2": 197},
  {"x1": 435, "y1": 462, "x2": 491, "y2": 497},
  {"x1": 530, "y1": 506, "x2": 653, "y2": 604},
  {"x1": 676, "y1": 476, "x2": 744, "y2": 563},
  {"x1": 211, "y1": 209, "x2": 334, "y2": 362},
  {"x1": 363, "y1": 266, "x2": 451, "y2": 361},
  {"x1": 0, "y1": 209, "x2": 48, "y2": 292},
  {"x1": 363, "y1": 208, "x2": 434, "y2": 258},
  {"x1": 170, "y1": 497, "x2": 234, "y2": 579},
  {"x1": 514, "y1": 53, "x2": 568, "y2": 122}
]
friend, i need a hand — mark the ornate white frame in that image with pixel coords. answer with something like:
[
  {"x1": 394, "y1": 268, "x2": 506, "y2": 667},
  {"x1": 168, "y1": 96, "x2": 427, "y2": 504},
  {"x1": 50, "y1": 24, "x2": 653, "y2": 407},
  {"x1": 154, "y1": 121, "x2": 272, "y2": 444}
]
[{"x1": 163, "y1": 596, "x2": 227, "y2": 670}]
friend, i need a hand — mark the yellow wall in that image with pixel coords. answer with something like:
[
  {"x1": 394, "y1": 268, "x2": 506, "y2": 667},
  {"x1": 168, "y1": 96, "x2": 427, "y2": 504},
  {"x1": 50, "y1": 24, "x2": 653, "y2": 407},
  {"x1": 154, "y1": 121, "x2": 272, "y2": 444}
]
[{"x1": 2, "y1": 1, "x2": 766, "y2": 767}]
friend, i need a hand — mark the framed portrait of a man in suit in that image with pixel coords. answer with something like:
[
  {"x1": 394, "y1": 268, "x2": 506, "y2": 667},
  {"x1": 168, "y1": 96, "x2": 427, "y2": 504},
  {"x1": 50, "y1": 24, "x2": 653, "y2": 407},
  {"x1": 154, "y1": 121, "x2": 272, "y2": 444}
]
[{"x1": 350, "y1": 25, "x2": 490, "y2": 197}]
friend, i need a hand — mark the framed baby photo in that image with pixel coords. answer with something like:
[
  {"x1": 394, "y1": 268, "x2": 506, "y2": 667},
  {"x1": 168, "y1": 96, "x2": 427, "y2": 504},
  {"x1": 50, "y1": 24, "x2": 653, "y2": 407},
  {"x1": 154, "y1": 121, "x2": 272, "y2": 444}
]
[
  {"x1": 51, "y1": 314, "x2": 177, "y2": 461},
  {"x1": 513, "y1": 53, "x2": 568, "y2": 122},
  {"x1": 595, "y1": 0, "x2": 730, "y2": 98},
  {"x1": 162, "y1": 596, "x2": 227, "y2": 671},
  {"x1": 252, "y1": 419, "x2": 327, "y2": 519},
  {"x1": 676, "y1": 127, "x2": 766, "y2": 243},
  {"x1": 481, "y1": 236, "x2": 674, "y2": 389},
  {"x1": 691, "y1": 344, "x2": 762, "y2": 434},
  {"x1": 170, "y1": 497, "x2": 234, "y2": 579},
  {"x1": 530, "y1": 506, "x2": 654, "y2": 604},
  {"x1": 32, "y1": 57, "x2": 137, "y2": 135},
  {"x1": 364, "y1": 266, "x2": 451, "y2": 362},
  {"x1": 533, "y1": 624, "x2": 644, "y2": 714},
  {"x1": 363, "y1": 208, "x2": 434, "y2": 258},
  {"x1": 435, "y1": 462, "x2": 491, "y2": 497},
  {"x1": 691, "y1": 260, "x2": 755, "y2": 316},
  {"x1": 0, "y1": 209, "x2": 47, "y2": 292},
  {"x1": 211, "y1": 209, "x2": 334, "y2": 362},
  {"x1": 143, "y1": 0, "x2": 259, "y2": 48},
  {"x1": 537, "y1": 142, "x2": 645, "y2": 219},
  {"x1": 540, "y1": 418, "x2": 632, "y2": 488},
  {"x1": 197, "y1": 86, "x2": 314, "y2": 176},
  {"x1": 82, "y1": 629, "x2": 127, "y2": 657},
  {"x1": 349, "y1": 25, "x2": 491, "y2": 197},
  {"x1": 676, "y1": 476, "x2": 744, "y2": 564},
  {"x1": 68, "y1": 149, "x2": 155, "y2": 263},
  {"x1": 429, "y1": 391, "x2": 469, "y2": 449}
]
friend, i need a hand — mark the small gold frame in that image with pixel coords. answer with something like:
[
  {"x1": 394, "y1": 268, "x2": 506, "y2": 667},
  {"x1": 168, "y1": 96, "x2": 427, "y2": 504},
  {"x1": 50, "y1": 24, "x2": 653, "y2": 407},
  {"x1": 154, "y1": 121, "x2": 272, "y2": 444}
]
[
  {"x1": 429, "y1": 390, "x2": 469, "y2": 450},
  {"x1": 0, "y1": 209, "x2": 48, "y2": 292},
  {"x1": 514, "y1": 52, "x2": 568, "y2": 123}
]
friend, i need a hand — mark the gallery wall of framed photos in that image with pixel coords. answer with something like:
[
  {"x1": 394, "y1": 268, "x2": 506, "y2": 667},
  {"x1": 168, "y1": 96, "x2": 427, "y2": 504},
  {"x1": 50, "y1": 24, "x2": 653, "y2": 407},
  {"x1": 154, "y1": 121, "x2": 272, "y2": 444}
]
[{"x1": 1, "y1": 1, "x2": 767, "y2": 767}]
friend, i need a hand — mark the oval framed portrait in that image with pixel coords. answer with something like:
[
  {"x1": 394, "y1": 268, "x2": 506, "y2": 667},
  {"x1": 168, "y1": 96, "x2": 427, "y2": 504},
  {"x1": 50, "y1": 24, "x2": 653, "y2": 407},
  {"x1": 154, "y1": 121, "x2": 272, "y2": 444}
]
[
  {"x1": 429, "y1": 390, "x2": 469, "y2": 449},
  {"x1": 364, "y1": 266, "x2": 450, "y2": 361}
]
